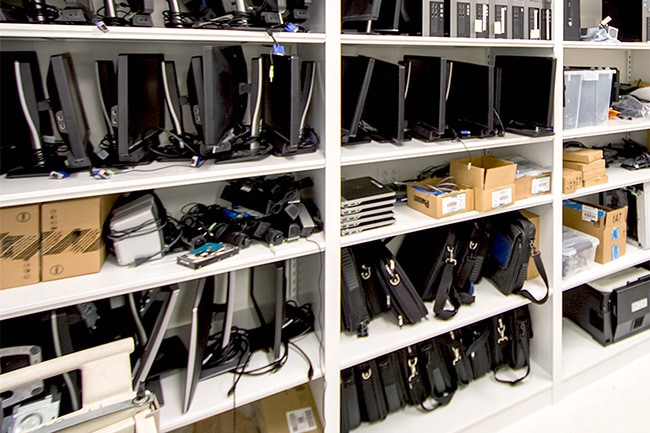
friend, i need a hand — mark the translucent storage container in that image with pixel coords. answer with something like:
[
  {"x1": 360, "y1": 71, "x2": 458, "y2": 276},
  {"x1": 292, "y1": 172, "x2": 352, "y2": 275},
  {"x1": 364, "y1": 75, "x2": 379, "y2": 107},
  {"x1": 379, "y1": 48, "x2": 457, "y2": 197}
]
[
  {"x1": 563, "y1": 68, "x2": 615, "y2": 129},
  {"x1": 562, "y1": 226, "x2": 600, "y2": 278}
]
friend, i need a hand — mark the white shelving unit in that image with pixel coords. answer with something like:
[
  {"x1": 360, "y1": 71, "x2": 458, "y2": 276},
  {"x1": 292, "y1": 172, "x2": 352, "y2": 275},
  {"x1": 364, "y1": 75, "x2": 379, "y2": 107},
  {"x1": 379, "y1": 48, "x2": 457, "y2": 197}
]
[{"x1": 1, "y1": 0, "x2": 649, "y2": 432}]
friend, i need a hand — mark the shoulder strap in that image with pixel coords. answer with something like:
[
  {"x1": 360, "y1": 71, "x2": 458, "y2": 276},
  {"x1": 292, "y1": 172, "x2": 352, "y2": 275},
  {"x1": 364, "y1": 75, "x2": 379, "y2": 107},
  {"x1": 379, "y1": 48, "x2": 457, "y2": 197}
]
[{"x1": 515, "y1": 243, "x2": 549, "y2": 304}]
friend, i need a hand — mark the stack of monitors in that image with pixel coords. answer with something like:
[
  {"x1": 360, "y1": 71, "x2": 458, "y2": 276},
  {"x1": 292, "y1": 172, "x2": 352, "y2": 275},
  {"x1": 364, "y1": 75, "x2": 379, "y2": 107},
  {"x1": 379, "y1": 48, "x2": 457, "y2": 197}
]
[{"x1": 341, "y1": 176, "x2": 396, "y2": 236}]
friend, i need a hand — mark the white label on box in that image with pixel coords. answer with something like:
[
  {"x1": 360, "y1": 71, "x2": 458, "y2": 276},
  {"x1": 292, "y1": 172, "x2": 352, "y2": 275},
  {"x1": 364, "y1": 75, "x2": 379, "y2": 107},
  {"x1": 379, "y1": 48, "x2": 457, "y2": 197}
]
[
  {"x1": 631, "y1": 298, "x2": 648, "y2": 313},
  {"x1": 492, "y1": 187, "x2": 513, "y2": 208},
  {"x1": 286, "y1": 407, "x2": 318, "y2": 433},
  {"x1": 532, "y1": 176, "x2": 551, "y2": 194},
  {"x1": 581, "y1": 205, "x2": 599, "y2": 222},
  {"x1": 441, "y1": 193, "x2": 466, "y2": 215},
  {"x1": 474, "y1": 20, "x2": 483, "y2": 33}
]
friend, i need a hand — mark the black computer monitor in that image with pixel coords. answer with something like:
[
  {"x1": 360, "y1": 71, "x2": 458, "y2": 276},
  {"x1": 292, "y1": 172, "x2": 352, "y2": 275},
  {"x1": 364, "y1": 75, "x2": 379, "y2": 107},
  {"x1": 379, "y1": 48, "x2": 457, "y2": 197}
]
[
  {"x1": 341, "y1": 55, "x2": 375, "y2": 145},
  {"x1": 494, "y1": 55, "x2": 556, "y2": 137},
  {"x1": 342, "y1": 0, "x2": 383, "y2": 32},
  {"x1": 260, "y1": 54, "x2": 317, "y2": 155},
  {"x1": 1, "y1": 51, "x2": 57, "y2": 177},
  {"x1": 373, "y1": 0, "x2": 401, "y2": 33},
  {"x1": 402, "y1": 55, "x2": 450, "y2": 141},
  {"x1": 116, "y1": 53, "x2": 165, "y2": 164},
  {"x1": 187, "y1": 45, "x2": 248, "y2": 158},
  {"x1": 361, "y1": 56, "x2": 405, "y2": 144},
  {"x1": 46, "y1": 53, "x2": 92, "y2": 170},
  {"x1": 445, "y1": 60, "x2": 495, "y2": 138},
  {"x1": 95, "y1": 59, "x2": 118, "y2": 148}
]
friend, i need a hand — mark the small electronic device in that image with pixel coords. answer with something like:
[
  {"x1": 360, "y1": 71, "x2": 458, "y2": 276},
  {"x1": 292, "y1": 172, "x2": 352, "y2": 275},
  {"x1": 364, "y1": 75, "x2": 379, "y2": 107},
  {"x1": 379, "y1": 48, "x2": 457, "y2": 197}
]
[
  {"x1": 109, "y1": 195, "x2": 165, "y2": 266},
  {"x1": 177, "y1": 242, "x2": 239, "y2": 269},
  {"x1": 341, "y1": 176, "x2": 396, "y2": 208}
]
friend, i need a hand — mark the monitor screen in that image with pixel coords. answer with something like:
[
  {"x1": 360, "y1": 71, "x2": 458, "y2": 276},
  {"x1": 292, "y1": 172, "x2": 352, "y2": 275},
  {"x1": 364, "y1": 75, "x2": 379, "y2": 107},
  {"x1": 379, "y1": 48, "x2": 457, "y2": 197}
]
[
  {"x1": 341, "y1": 0, "x2": 382, "y2": 22},
  {"x1": 403, "y1": 55, "x2": 449, "y2": 141},
  {"x1": 373, "y1": 0, "x2": 401, "y2": 33},
  {"x1": 495, "y1": 55, "x2": 556, "y2": 134},
  {"x1": 341, "y1": 55, "x2": 375, "y2": 144},
  {"x1": 187, "y1": 45, "x2": 248, "y2": 156},
  {"x1": 361, "y1": 56, "x2": 405, "y2": 144},
  {"x1": 117, "y1": 53, "x2": 165, "y2": 163},
  {"x1": 1, "y1": 51, "x2": 52, "y2": 175},
  {"x1": 445, "y1": 60, "x2": 495, "y2": 138},
  {"x1": 95, "y1": 60, "x2": 118, "y2": 144},
  {"x1": 47, "y1": 53, "x2": 92, "y2": 170}
]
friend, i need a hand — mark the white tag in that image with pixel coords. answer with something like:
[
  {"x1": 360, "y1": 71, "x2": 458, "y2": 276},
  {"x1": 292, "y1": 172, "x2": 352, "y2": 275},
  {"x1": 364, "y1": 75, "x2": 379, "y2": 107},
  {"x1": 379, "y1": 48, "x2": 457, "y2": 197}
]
[
  {"x1": 631, "y1": 298, "x2": 648, "y2": 313},
  {"x1": 441, "y1": 193, "x2": 466, "y2": 215},
  {"x1": 494, "y1": 21, "x2": 503, "y2": 34},
  {"x1": 475, "y1": 19, "x2": 483, "y2": 33},
  {"x1": 532, "y1": 176, "x2": 551, "y2": 194},
  {"x1": 581, "y1": 205, "x2": 599, "y2": 222},
  {"x1": 530, "y1": 29, "x2": 541, "y2": 39},
  {"x1": 492, "y1": 187, "x2": 513, "y2": 208},
  {"x1": 286, "y1": 407, "x2": 318, "y2": 433}
]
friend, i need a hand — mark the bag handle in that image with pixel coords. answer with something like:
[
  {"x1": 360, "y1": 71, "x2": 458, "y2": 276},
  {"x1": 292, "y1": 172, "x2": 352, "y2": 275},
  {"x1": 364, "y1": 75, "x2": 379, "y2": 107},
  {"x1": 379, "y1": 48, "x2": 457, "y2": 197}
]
[
  {"x1": 516, "y1": 243, "x2": 549, "y2": 305},
  {"x1": 493, "y1": 322, "x2": 531, "y2": 386}
]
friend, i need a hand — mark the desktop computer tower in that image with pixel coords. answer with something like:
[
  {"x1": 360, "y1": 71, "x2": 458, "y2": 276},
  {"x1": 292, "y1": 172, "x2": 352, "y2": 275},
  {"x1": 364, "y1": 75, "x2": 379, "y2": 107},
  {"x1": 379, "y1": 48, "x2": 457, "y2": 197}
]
[
  {"x1": 564, "y1": 0, "x2": 581, "y2": 41},
  {"x1": 602, "y1": 0, "x2": 644, "y2": 42},
  {"x1": 454, "y1": 0, "x2": 472, "y2": 37},
  {"x1": 540, "y1": 0, "x2": 551, "y2": 40},
  {"x1": 526, "y1": 0, "x2": 541, "y2": 39},
  {"x1": 472, "y1": 0, "x2": 490, "y2": 37},
  {"x1": 422, "y1": 0, "x2": 450, "y2": 37},
  {"x1": 510, "y1": 0, "x2": 526, "y2": 39},
  {"x1": 491, "y1": 0, "x2": 510, "y2": 39}
]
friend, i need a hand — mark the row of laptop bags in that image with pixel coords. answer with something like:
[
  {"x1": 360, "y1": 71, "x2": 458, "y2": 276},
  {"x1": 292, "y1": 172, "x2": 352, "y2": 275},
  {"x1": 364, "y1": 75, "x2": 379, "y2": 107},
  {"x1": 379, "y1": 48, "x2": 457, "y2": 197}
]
[
  {"x1": 340, "y1": 305, "x2": 533, "y2": 432},
  {"x1": 341, "y1": 211, "x2": 549, "y2": 337}
]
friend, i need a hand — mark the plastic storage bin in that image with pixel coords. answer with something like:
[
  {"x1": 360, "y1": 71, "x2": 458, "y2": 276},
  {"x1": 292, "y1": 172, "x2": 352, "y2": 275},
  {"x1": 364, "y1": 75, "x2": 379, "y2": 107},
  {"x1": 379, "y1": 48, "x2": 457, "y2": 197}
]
[
  {"x1": 563, "y1": 68, "x2": 615, "y2": 129},
  {"x1": 562, "y1": 226, "x2": 600, "y2": 278}
]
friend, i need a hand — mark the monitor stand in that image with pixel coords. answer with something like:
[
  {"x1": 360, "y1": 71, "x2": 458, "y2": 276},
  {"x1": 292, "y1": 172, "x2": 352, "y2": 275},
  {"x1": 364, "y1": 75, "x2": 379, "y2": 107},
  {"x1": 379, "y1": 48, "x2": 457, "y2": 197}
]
[
  {"x1": 213, "y1": 136, "x2": 273, "y2": 165},
  {"x1": 505, "y1": 122, "x2": 554, "y2": 137}
]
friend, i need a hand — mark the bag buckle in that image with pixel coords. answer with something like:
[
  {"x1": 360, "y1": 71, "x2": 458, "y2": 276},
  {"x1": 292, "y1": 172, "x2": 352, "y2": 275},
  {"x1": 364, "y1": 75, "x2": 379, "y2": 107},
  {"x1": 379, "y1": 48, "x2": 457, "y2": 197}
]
[
  {"x1": 452, "y1": 347, "x2": 462, "y2": 365},
  {"x1": 407, "y1": 357, "x2": 418, "y2": 384},
  {"x1": 362, "y1": 367, "x2": 372, "y2": 380},
  {"x1": 530, "y1": 241, "x2": 540, "y2": 257},
  {"x1": 360, "y1": 264, "x2": 371, "y2": 280},
  {"x1": 497, "y1": 317, "x2": 509, "y2": 344},
  {"x1": 385, "y1": 259, "x2": 401, "y2": 286},
  {"x1": 445, "y1": 246, "x2": 457, "y2": 265}
]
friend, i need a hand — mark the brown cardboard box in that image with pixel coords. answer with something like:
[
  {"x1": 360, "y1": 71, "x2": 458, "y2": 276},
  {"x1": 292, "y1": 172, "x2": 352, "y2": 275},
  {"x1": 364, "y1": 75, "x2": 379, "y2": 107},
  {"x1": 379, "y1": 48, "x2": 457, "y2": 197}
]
[
  {"x1": 0, "y1": 204, "x2": 40, "y2": 289},
  {"x1": 520, "y1": 209, "x2": 540, "y2": 280},
  {"x1": 582, "y1": 174, "x2": 609, "y2": 188},
  {"x1": 563, "y1": 159, "x2": 606, "y2": 172},
  {"x1": 188, "y1": 408, "x2": 260, "y2": 433},
  {"x1": 41, "y1": 195, "x2": 117, "y2": 281},
  {"x1": 450, "y1": 156, "x2": 516, "y2": 212},
  {"x1": 563, "y1": 148, "x2": 604, "y2": 163},
  {"x1": 581, "y1": 167, "x2": 607, "y2": 181},
  {"x1": 407, "y1": 178, "x2": 474, "y2": 218},
  {"x1": 562, "y1": 168, "x2": 582, "y2": 194},
  {"x1": 514, "y1": 172, "x2": 552, "y2": 201},
  {"x1": 256, "y1": 384, "x2": 323, "y2": 433},
  {"x1": 563, "y1": 200, "x2": 627, "y2": 264}
]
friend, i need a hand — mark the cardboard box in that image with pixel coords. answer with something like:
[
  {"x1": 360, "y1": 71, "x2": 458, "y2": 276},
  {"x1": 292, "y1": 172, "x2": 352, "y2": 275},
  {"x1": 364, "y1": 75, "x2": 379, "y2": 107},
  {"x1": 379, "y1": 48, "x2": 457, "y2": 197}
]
[
  {"x1": 563, "y1": 200, "x2": 627, "y2": 264},
  {"x1": 563, "y1": 147, "x2": 604, "y2": 164},
  {"x1": 256, "y1": 384, "x2": 323, "y2": 433},
  {"x1": 562, "y1": 168, "x2": 583, "y2": 194},
  {"x1": 514, "y1": 172, "x2": 552, "y2": 201},
  {"x1": 581, "y1": 167, "x2": 607, "y2": 181},
  {"x1": 406, "y1": 178, "x2": 474, "y2": 218},
  {"x1": 187, "y1": 408, "x2": 260, "y2": 433},
  {"x1": 563, "y1": 159, "x2": 606, "y2": 172},
  {"x1": 520, "y1": 209, "x2": 540, "y2": 280},
  {"x1": 0, "y1": 204, "x2": 40, "y2": 289},
  {"x1": 450, "y1": 156, "x2": 516, "y2": 212},
  {"x1": 40, "y1": 195, "x2": 117, "y2": 281},
  {"x1": 583, "y1": 174, "x2": 609, "y2": 187}
]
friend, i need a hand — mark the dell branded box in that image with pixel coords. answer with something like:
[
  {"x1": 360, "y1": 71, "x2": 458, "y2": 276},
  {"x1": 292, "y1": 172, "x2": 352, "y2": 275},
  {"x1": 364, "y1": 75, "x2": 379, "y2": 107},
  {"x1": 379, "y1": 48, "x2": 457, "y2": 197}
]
[{"x1": 564, "y1": 266, "x2": 650, "y2": 346}]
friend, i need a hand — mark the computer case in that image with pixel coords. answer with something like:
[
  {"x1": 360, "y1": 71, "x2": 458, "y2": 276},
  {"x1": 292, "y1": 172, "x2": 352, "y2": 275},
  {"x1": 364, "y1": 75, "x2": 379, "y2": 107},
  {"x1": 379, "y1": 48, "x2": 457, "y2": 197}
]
[
  {"x1": 454, "y1": 0, "x2": 472, "y2": 37},
  {"x1": 526, "y1": 0, "x2": 541, "y2": 39},
  {"x1": 422, "y1": 0, "x2": 450, "y2": 37},
  {"x1": 564, "y1": 0, "x2": 581, "y2": 41},
  {"x1": 644, "y1": 0, "x2": 650, "y2": 41},
  {"x1": 472, "y1": 0, "x2": 490, "y2": 38},
  {"x1": 509, "y1": 0, "x2": 526, "y2": 39},
  {"x1": 491, "y1": 0, "x2": 510, "y2": 39},
  {"x1": 564, "y1": 266, "x2": 650, "y2": 346}
]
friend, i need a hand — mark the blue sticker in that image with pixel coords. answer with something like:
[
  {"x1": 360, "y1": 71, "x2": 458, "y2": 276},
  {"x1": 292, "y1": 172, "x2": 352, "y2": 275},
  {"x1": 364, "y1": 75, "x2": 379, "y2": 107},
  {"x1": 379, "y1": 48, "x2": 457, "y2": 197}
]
[
  {"x1": 611, "y1": 245, "x2": 620, "y2": 260},
  {"x1": 611, "y1": 227, "x2": 620, "y2": 241}
]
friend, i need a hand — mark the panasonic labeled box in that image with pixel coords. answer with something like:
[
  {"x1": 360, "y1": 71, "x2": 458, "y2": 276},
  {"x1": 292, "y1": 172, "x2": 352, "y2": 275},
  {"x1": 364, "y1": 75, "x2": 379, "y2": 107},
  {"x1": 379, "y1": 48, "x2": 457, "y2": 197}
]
[{"x1": 564, "y1": 266, "x2": 650, "y2": 346}]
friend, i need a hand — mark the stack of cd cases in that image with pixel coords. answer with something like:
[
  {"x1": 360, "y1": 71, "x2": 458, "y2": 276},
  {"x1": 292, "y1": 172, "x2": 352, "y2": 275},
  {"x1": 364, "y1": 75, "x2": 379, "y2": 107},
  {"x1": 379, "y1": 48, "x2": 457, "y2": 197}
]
[{"x1": 341, "y1": 176, "x2": 396, "y2": 236}]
